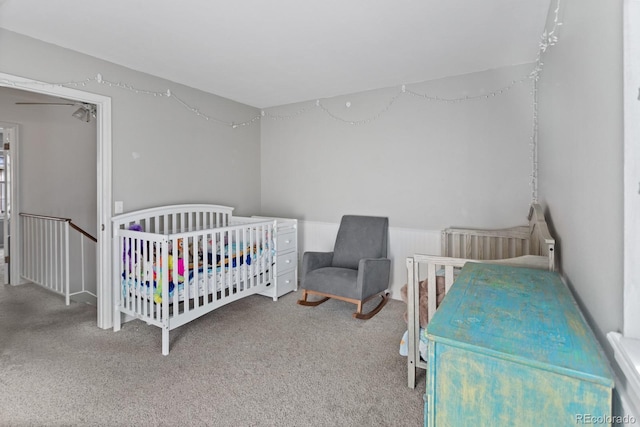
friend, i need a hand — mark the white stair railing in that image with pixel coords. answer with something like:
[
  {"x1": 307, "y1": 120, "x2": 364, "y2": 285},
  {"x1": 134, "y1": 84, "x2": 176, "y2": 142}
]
[{"x1": 19, "y1": 213, "x2": 97, "y2": 305}]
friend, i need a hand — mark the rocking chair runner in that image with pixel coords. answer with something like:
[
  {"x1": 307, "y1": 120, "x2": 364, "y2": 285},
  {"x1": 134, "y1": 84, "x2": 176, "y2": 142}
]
[{"x1": 297, "y1": 215, "x2": 391, "y2": 319}]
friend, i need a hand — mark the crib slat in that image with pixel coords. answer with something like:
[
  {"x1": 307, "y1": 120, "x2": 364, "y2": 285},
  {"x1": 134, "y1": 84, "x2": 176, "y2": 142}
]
[
  {"x1": 135, "y1": 237, "x2": 142, "y2": 315},
  {"x1": 124, "y1": 237, "x2": 131, "y2": 312},
  {"x1": 132, "y1": 236, "x2": 138, "y2": 314},
  {"x1": 441, "y1": 230, "x2": 448, "y2": 258},
  {"x1": 182, "y1": 236, "x2": 190, "y2": 311},
  {"x1": 487, "y1": 237, "x2": 498, "y2": 259},
  {"x1": 462, "y1": 235, "x2": 468, "y2": 258},
  {"x1": 213, "y1": 230, "x2": 219, "y2": 301},
  {"x1": 515, "y1": 238, "x2": 522, "y2": 257},
  {"x1": 241, "y1": 226, "x2": 247, "y2": 291},
  {"x1": 256, "y1": 225, "x2": 262, "y2": 287},
  {"x1": 251, "y1": 224, "x2": 257, "y2": 287},
  {"x1": 444, "y1": 265, "x2": 455, "y2": 292},
  {"x1": 231, "y1": 228, "x2": 236, "y2": 293},
  {"x1": 135, "y1": 237, "x2": 142, "y2": 316},
  {"x1": 204, "y1": 232, "x2": 212, "y2": 297},
  {"x1": 478, "y1": 236, "x2": 485, "y2": 259},
  {"x1": 220, "y1": 229, "x2": 227, "y2": 297},
  {"x1": 235, "y1": 227, "x2": 241, "y2": 292},
  {"x1": 191, "y1": 235, "x2": 202, "y2": 305},
  {"x1": 229, "y1": 228, "x2": 234, "y2": 293},
  {"x1": 427, "y1": 262, "x2": 437, "y2": 323},
  {"x1": 141, "y1": 239, "x2": 147, "y2": 318},
  {"x1": 263, "y1": 224, "x2": 269, "y2": 286},
  {"x1": 184, "y1": 236, "x2": 191, "y2": 313}
]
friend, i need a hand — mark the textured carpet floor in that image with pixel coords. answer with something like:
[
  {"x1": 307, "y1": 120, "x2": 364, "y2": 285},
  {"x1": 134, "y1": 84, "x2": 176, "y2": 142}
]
[{"x1": 0, "y1": 283, "x2": 425, "y2": 426}]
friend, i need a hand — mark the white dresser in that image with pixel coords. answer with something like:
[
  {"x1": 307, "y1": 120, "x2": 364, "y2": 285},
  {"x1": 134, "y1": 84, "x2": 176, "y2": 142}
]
[{"x1": 255, "y1": 217, "x2": 298, "y2": 300}]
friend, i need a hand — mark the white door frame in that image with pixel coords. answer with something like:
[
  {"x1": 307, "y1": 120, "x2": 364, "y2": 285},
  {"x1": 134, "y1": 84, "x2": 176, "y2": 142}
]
[
  {"x1": 624, "y1": 0, "x2": 640, "y2": 340},
  {"x1": 0, "y1": 122, "x2": 17, "y2": 286},
  {"x1": 0, "y1": 72, "x2": 113, "y2": 329}
]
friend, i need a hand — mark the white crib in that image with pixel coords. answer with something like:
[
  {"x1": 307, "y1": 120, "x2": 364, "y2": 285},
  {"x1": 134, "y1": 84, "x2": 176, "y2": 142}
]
[
  {"x1": 405, "y1": 203, "x2": 556, "y2": 388},
  {"x1": 112, "y1": 204, "x2": 276, "y2": 355}
]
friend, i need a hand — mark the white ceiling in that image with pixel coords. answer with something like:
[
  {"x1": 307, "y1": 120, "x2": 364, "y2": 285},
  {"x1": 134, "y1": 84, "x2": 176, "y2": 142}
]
[{"x1": 0, "y1": 0, "x2": 552, "y2": 109}]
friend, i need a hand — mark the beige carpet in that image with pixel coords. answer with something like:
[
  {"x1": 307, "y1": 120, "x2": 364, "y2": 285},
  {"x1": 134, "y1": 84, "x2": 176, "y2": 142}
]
[{"x1": 0, "y1": 283, "x2": 425, "y2": 426}]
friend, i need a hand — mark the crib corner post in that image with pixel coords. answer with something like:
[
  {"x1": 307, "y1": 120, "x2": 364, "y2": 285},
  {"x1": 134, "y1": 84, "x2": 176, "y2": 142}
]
[
  {"x1": 112, "y1": 227, "x2": 122, "y2": 332},
  {"x1": 406, "y1": 256, "x2": 417, "y2": 389},
  {"x1": 162, "y1": 326, "x2": 169, "y2": 356},
  {"x1": 113, "y1": 307, "x2": 121, "y2": 332}
]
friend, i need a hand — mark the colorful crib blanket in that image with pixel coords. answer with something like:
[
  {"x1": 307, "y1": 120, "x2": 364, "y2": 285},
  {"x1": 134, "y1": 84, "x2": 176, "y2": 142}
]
[
  {"x1": 122, "y1": 242, "x2": 269, "y2": 304},
  {"x1": 399, "y1": 329, "x2": 428, "y2": 361}
]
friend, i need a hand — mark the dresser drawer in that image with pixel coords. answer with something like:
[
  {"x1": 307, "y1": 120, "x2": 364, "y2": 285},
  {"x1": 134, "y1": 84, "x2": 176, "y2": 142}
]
[
  {"x1": 276, "y1": 231, "x2": 297, "y2": 252},
  {"x1": 276, "y1": 252, "x2": 297, "y2": 274},
  {"x1": 276, "y1": 269, "x2": 297, "y2": 295}
]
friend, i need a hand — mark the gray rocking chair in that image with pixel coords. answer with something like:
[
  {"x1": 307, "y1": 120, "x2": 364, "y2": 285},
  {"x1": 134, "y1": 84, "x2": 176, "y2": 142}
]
[{"x1": 297, "y1": 215, "x2": 391, "y2": 319}]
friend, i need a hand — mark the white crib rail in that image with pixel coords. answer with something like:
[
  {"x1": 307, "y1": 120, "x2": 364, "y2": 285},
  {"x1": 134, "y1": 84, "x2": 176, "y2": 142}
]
[{"x1": 20, "y1": 213, "x2": 97, "y2": 305}]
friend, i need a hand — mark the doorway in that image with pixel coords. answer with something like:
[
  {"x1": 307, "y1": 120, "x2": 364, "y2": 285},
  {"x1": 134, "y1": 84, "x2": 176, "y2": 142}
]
[{"x1": 0, "y1": 72, "x2": 113, "y2": 329}]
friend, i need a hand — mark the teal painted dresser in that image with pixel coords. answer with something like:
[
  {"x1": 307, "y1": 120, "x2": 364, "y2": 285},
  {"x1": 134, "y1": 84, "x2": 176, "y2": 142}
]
[{"x1": 425, "y1": 262, "x2": 613, "y2": 426}]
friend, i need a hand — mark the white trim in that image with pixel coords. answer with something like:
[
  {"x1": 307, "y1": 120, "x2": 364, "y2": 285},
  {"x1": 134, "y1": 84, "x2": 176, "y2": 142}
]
[
  {"x1": 0, "y1": 122, "x2": 21, "y2": 287},
  {"x1": 96, "y1": 96, "x2": 113, "y2": 329},
  {"x1": 0, "y1": 72, "x2": 113, "y2": 329},
  {"x1": 607, "y1": 2, "x2": 640, "y2": 421},
  {"x1": 608, "y1": 332, "x2": 640, "y2": 420},
  {"x1": 624, "y1": 0, "x2": 640, "y2": 339}
]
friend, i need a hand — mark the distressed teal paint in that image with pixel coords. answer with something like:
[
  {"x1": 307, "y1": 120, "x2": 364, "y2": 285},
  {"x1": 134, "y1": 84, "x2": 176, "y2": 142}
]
[{"x1": 425, "y1": 263, "x2": 613, "y2": 426}]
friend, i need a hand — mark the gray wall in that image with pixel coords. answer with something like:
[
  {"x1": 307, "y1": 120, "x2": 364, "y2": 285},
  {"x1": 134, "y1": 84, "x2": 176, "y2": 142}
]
[
  {"x1": 261, "y1": 64, "x2": 537, "y2": 230},
  {"x1": 0, "y1": 28, "x2": 263, "y2": 217},
  {"x1": 537, "y1": 0, "x2": 623, "y2": 348}
]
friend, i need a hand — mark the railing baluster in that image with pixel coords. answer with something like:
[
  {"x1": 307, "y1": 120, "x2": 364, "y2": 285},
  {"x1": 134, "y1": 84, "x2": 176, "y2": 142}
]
[{"x1": 64, "y1": 222, "x2": 70, "y2": 305}]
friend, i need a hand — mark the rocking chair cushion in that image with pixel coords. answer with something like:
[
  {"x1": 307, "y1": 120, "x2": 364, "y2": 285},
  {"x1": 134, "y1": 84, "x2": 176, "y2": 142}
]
[
  {"x1": 303, "y1": 267, "x2": 359, "y2": 299},
  {"x1": 331, "y1": 216, "x2": 389, "y2": 270}
]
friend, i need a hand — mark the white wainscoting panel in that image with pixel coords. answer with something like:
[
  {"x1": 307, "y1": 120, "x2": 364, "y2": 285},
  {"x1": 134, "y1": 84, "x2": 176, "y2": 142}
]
[{"x1": 298, "y1": 220, "x2": 441, "y2": 300}]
